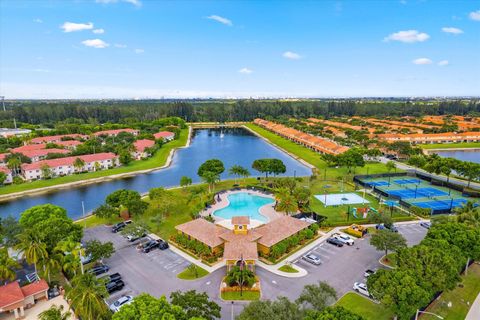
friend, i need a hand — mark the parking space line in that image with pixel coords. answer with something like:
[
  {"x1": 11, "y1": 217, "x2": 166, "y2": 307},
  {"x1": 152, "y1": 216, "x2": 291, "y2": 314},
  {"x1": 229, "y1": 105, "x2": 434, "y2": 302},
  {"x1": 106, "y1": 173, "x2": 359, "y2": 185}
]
[
  {"x1": 315, "y1": 252, "x2": 331, "y2": 260},
  {"x1": 316, "y1": 246, "x2": 337, "y2": 254}
]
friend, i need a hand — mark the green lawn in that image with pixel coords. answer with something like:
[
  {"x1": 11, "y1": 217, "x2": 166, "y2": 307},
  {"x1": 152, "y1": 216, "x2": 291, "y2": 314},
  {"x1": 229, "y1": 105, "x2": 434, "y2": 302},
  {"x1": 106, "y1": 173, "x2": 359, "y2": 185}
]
[
  {"x1": 336, "y1": 292, "x2": 394, "y2": 320},
  {"x1": 0, "y1": 128, "x2": 189, "y2": 195},
  {"x1": 75, "y1": 215, "x2": 122, "y2": 228},
  {"x1": 380, "y1": 253, "x2": 397, "y2": 268},
  {"x1": 245, "y1": 123, "x2": 394, "y2": 178},
  {"x1": 177, "y1": 265, "x2": 209, "y2": 280},
  {"x1": 221, "y1": 291, "x2": 261, "y2": 301},
  {"x1": 278, "y1": 264, "x2": 299, "y2": 273},
  {"x1": 420, "y1": 142, "x2": 480, "y2": 149},
  {"x1": 421, "y1": 263, "x2": 480, "y2": 320}
]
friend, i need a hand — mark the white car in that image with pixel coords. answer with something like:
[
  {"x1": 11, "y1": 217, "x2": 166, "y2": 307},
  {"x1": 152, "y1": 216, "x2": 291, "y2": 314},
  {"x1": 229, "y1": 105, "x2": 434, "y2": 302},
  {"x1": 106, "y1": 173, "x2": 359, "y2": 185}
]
[
  {"x1": 109, "y1": 295, "x2": 133, "y2": 313},
  {"x1": 353, "y1": 282, "x2": 370, "y2": 297},
  {"x1": 302, "y1": 253, "x2": 322, "y2": 265},
  {"x1": 335, "y1": 234, "x2": 354, "y2": 246}
]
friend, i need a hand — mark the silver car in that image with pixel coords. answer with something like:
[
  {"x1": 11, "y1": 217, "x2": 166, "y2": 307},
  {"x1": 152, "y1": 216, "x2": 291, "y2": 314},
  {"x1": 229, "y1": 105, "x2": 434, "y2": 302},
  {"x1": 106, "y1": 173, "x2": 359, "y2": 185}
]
[
  {"x1": 109, "y1": 295, "x2": 133, "y2": 313},
  {"x1": 302, "y1": 253, "x2": 322, "y2": 265}
]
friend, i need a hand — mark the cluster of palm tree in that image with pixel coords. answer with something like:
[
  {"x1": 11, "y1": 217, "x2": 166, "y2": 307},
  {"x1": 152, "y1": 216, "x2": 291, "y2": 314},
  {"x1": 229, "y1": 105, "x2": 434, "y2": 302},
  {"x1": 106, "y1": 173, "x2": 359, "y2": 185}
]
[
  {"x1": 228, "y1": 165, "x2": 250, "y2": 184},
  {"x1": 273, "y1": 178, "x2": 312, "y2": 215}
]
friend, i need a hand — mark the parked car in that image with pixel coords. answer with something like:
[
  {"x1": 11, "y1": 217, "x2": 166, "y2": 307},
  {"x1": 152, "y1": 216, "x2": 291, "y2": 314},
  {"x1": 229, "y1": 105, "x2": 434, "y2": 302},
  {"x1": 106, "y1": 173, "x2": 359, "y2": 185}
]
[
  {"x1": 112, "y1": 220, "x2": 132, "y2": 233},
  {"x1": 125, "y1": 230, "x2": 147, "y2": 242},
  {"x1": 88, "y1": 265, "x2": 109, "y2": 276},
  {"x1": 158, "y1": 239, "x2": 169, "y2": 250},
  {"x1": 100, "y1": 272, "x2": 122, "y2": 283},
  {"x1": 334, "y1": 234, "x2": 354, "y2": 246},
  {"x1": 302, "y1": 253, "x2": 322, "y2": 265},
  {"x1": 364, "y1": 269, "x2": 376, "y2": 278},
  {"x1": 142, "y1": 240, "x2": 160, "y2": 253},
  {"x1": 326, "y1": 237, "x2": 344, "y2": 247},
  {"x1": 109, "y1": 295, "x2": 133, "y2": 313},
  {"x1": 81, "y1": 254, "x2": 93, "y2": 265},
  {"x1": 420, "y1": 221, "x2": 431, "y2": 229},
  {"x1": 353, "y1": 282, "x2": 370, "y2": 297},
  {"x1": 105, "y1": 279, "x2": 125, "y2": 294},
  {"x1": 376, "y1": 223, "x2": 398, "y2": 232}
]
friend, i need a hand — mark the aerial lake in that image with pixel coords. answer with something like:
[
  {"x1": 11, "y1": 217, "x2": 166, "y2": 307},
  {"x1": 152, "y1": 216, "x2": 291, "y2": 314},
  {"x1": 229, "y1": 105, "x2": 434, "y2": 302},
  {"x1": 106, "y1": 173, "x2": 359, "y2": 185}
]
[
  {"x1": 0, "y1": 127, "x2": 311, "y2": 220},
  {"x1": 435, "y1": 149, "x2": 480, "y2": 164}
]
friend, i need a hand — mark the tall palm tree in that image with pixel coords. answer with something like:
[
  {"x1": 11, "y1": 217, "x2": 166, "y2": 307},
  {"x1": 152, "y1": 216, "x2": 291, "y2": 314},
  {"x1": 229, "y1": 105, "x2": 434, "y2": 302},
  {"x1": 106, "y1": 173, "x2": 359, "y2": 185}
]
[
  {"x1": 66, "y1": 273, "x2": 109, "y2": 320},
  {"x1": 201, "y1": 171, "x2": 220, "y2": 193},
  {"x1": 39, "y1": 304, "x2": 72, "y2": 320},
  {"x1": 41, "y1": 252, "x2": 62, "y2": 283},
  {"x1": 15, "y1": 230, "x2": 48, "y2": 275},
  {"x1": 7, "y1": 157, "x2": 21, "y2": 176},
  {"x1": 228, "y1": 165, "x2": 250, "y2": 184},
  {"x1": 0, "y1": 248, "x2": 20, "y2": 283},
  {"x1": 73, "y1": 158, "x2": 86, "y2": 173},
  {"x1": 455, "y1": 201, "x2": 480, "y2": 227},
  {"x1": 275, "y1": 188, "x2": 298, "y2": 215}
]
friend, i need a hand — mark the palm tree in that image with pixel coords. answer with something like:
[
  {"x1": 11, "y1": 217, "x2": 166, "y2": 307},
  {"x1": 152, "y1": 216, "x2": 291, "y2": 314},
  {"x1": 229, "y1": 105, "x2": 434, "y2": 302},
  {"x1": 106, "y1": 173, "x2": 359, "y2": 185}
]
[
  {"x1": 55, "y1": 240, "x2": 84, "y2": 275},
  {"x1": 66, "y1": 273, "x2": 109, "y2": 320},
  {"x1": 455, "y1": 201, "x2": 480, "y2": 227},
  {"x1": 7, "y1": 157, "x2": 21, "y2": 176},
  {"x1": 275, "y1": 188, "x2": 298, "y2": 215},
  {"x1": 201, "y1": 171, "x2": 220, "y2": 193},
  {"x1": 15, "y1": 230, "x2": 48, "y2": 275},
  {"x1": 73, "y1": 158, "x2": 85, "y2": 173},
  {"x1": 0, "y1": 248, "x2": 20, "y2": 283},
  {"x1": 228, "y1": 165, "x2": 250, "y2": 184},
  {"x1": 41, "y1": 252, "x2": 62, "y2": 283},
  {"x1": 39, "y1": 305, "x2": 72, "y2": 320}
]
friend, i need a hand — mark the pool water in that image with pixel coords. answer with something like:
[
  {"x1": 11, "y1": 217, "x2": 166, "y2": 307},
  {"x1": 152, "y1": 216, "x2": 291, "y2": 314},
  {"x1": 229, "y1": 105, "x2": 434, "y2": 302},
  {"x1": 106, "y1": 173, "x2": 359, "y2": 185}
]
[{"x1": 213, "y1": 192, "x2": 274, "y2": 222}]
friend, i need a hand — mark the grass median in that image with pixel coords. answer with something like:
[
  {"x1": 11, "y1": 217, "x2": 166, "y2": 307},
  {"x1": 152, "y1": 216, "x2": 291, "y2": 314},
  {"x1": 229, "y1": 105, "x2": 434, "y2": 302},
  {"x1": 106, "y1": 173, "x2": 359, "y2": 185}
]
[{"x1": 336, "y1": 292, "x2": 394, "y2": 320}]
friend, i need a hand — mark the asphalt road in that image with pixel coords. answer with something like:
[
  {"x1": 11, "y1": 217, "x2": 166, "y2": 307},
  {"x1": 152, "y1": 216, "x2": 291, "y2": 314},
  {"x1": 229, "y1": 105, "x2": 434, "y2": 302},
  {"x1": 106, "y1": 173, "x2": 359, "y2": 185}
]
[{"x1": 84, "y1": 222, "x2": 428, "y2": 319}]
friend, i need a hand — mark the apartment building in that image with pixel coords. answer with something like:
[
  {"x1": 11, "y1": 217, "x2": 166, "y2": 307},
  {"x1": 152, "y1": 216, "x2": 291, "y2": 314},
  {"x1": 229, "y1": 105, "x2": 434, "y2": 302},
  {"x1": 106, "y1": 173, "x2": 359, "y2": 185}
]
[{"x1": 132, "y1": 139, "x2": 155, "y2": 160}]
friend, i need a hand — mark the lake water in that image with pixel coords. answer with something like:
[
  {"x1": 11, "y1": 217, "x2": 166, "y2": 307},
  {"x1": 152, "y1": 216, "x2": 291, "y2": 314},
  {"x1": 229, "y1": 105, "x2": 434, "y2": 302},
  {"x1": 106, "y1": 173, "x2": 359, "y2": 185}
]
[
  {"x1": 0, "y1": 128, "x2": 311, "y2": 220},
  {"x1": 435, "y1": 149, "x2": 480, "y2": 164}
]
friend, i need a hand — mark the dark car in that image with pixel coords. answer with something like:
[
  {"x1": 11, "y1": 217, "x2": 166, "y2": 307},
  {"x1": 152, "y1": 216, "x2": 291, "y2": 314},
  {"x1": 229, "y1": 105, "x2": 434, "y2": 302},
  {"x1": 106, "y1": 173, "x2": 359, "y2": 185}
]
[
  {"x1": 142, "y1": 240, "x2": 160, "y2": 253},
  {"x1": 105, "y1": 279, "x2": 125, "y2": 294},
  {"x1": 158, "y1": 239, "x2": 169, "y2": 250},
  {"x1": 326, "y1": 237, "x2": 344, "y2": 247},
  {"x1": 376, "y1": 223, "x2": 398, "y2": 232},
  {"x1": 88, "y1": 265, "x2": 109, "y2": 276},
  {"x1": 420, "y1": 221, "x2": 431, "y2": 229},
  {"x1": 100, "y1": 272, "x2": 122, "y2": 283},
  {"x1": 111, "y1": 220, "x2": 132, "y2": 233}
]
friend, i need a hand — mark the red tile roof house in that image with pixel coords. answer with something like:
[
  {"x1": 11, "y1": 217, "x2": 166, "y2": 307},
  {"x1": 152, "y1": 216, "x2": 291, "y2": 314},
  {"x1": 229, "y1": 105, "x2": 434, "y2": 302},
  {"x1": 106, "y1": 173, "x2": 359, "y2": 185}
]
[
  {"x1": 0, "y1": 167, "x2": 13, "y2": 184},
  {"x1": 132, "y1": 139, "x2": 155, "y2": 160},
  {"x1": 29, "y1": 134, "x2": 87, "y2": 145},
  {"x1": 93, "y1": 128, "x2": 139, "y2": 137},
  {"x1": 21, "y1": 152, "x2": 119, "y2": 181},
  {"x1": 0, "y1": 153, "x2": 8, "y2": 166},
  {"x1": 16, "y1": 148, "x2": 71, "y2": 163},
  {"x1": 153, "y1": 131, "x2": 175, "y2": 142},
  {"x1": 0, "y1": 279, "x2": 49, "y2": 319}
]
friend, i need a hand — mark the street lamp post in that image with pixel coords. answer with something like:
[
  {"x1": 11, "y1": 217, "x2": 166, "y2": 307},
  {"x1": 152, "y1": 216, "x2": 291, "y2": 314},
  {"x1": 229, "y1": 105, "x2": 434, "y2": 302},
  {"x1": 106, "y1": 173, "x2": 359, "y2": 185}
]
[{"x1": 415, "y1": 309, "x2": 444, "y2": 320}]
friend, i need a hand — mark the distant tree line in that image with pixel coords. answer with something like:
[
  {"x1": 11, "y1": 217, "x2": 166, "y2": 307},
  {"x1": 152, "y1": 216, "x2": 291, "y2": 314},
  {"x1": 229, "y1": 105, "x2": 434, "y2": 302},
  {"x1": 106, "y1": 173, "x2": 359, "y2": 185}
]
[{"x1": 1, "y1": 99, "x2": 478, "y2": 125}]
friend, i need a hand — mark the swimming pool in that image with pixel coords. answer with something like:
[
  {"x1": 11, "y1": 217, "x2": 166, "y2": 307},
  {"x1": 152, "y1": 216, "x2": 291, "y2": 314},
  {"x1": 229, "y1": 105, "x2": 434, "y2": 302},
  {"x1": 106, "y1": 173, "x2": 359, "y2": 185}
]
[{"x1": 212, "y1": 192, "x2": 274, "y2": 222}]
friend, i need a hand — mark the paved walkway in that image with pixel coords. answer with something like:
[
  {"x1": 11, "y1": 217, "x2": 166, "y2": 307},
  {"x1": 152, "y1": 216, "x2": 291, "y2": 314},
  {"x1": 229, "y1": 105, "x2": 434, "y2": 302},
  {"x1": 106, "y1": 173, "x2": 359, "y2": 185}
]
[{"x1": 466, "y1": 290, "x2": 480, "y2": 320}]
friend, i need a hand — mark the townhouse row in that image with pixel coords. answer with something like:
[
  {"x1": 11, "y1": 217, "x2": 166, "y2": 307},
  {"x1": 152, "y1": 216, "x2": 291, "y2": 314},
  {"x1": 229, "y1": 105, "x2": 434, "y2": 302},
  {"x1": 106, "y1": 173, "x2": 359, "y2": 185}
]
[
  {"x1": 254, "y1": 118, "x2": 349, "y2": 155},
  {"x1": 376, "y1": 131, "x2": 480, "y2": 144}
]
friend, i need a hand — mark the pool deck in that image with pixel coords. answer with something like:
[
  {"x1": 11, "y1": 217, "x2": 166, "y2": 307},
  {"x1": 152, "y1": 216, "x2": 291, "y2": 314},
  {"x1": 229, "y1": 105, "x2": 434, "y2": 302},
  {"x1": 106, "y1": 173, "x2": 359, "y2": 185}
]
[{"x1": 200, "y1": 189, "x2": 283, "y2": 229}]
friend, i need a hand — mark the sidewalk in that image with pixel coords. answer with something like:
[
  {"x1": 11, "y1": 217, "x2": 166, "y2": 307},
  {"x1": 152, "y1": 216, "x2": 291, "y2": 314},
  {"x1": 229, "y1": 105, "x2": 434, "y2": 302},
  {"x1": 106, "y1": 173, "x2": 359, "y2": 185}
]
[{"x1": 466, "y1": 292, "x2": 480, "y2": 320}]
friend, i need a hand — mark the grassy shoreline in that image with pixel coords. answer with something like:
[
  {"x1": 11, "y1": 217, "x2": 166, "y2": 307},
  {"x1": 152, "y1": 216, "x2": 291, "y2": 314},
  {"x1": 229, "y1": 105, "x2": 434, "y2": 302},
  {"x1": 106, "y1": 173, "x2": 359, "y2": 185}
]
[
  {"x1": 420, "y1": 142, "x2": 480, "y2": 150},
  {"x1": 0, "y1": 128, "x2": 190, "y2": 197}
]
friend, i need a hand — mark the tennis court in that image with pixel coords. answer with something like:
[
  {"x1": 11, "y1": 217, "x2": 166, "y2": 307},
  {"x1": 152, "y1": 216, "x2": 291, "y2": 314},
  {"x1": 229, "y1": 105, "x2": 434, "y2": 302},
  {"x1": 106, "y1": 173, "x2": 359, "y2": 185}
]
[
  {"x1": 393, "y1": 178, "x2": 421, "y2": 185},
  {"x1": 388, "y1": 187, "x2": 449, "y2": 199},
  {"x1": 411, "y1": 198, "x2": 468, "y2": 210}
]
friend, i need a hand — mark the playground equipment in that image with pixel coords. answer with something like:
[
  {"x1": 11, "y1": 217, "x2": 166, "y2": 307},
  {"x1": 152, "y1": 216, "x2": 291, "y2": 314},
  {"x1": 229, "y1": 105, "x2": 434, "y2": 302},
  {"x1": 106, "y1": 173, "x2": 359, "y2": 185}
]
[
  {"x1": 351, "y1": 206, "x2": 379, "y2": 219},
  {"x1": 345, "y1": 224, "x2": 368, "y2": 238}
]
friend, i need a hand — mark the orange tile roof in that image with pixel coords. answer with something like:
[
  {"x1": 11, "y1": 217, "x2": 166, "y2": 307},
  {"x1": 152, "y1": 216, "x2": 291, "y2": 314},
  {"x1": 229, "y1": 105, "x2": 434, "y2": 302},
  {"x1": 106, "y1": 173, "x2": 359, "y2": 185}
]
[
  {"x1": 0, "y1": 282, "x2": 24, "y2": 309},
  {"x1": 30, "y1": 134, "x2": 87, "y2": 144},
  {"x1": 20, "y1": 279, "x2": 49, "y2": 297},
  {"x1": 21, "y1": 152, "x2": 117, "y2": 171},
  {"x1": 94, "y1": 129, "x2": 138, "y2": 136},
  {"x1": 255, "y1": 215, "x2": 311, "y2": 247},
  {"x1": 154, "y1": 131, "x2": 175, "y2": 139},
  {"x1": 223, "y1": 239, "x2": 258, "y2": 261},
  {"x1": 175, "y1": 219, "x2": 224, "y2": 247},
  {"x1": 134, "y1": 139, "x2": 155, "y2": 152},
  {"x1": 231, "y1": 216, "x2": 250, "y2": 225}
]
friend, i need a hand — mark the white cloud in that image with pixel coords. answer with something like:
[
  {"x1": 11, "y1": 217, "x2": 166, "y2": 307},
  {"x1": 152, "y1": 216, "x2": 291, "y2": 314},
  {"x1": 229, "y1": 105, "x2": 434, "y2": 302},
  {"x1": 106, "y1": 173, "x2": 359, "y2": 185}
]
[
  {"x1": 93, "y1": 28, "x2": 105, "y2": 34},
  {"x1": 96, "y1": 0, "x2": 141, "y2": 6},
  {"x1": 384, "y1": 30, "x2": 430, "y2": 43},
  {"x1": 469, "y1": 10, "x2": 480, "y2": 21},
  {"x1": 206, "y1": 15, "x2": 233, "y2": 26},
  {"x1": 134, "y1": 48, "x2": 144, "y2": 54},
  {"x1": 114, "y1": 43, "x2": 127, "y2": 48},
  {"x1": 438, "y1": 60, "x2": 449, "y2": 66},
  {"x1": 282, "y1": 51, "x2": 302, "y2": 60},
  {"x1": 33, "y1": 18, "x2": 43, "y2": 23},
  {"x1": 442, "y1": 27, "x2": 463, "y2": 34},
  {"x1": 412, "y1": 58, "x2": 433, "y2": 65},
  {"x1": 81, "y1": 39, "x2": 109, "y2": 48},
  {"x1": 238, "y1": 68, "x2": 253, "y2": 74},
  {"x1": 61, "y1": 22, "x2": 94, "y2": 33}
]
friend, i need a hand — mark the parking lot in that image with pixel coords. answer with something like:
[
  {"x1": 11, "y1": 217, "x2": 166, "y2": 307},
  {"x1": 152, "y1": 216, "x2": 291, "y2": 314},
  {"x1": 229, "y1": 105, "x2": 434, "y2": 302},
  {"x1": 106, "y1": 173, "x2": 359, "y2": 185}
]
[
  {"x1": 256, "y1": 222, "x2": 428, "y2": 302},
  {"x1": 83, "y1": 226, "x2": 224, "y2": 305}
]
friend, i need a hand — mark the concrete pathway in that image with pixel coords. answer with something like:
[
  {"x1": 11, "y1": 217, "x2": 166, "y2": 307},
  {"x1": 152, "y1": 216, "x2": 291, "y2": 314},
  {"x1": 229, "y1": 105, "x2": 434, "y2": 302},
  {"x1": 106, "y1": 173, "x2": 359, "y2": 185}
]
[{"x1": 466, "y1": 290, "x2": 480, "y2": 320}]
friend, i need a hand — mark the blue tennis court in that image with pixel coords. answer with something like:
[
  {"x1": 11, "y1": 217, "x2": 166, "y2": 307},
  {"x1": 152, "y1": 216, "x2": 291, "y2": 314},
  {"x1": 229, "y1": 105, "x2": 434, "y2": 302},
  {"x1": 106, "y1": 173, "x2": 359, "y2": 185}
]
[
  {"x1": 366, "y1": 181, "x2": 389, "y2": 187},
  {"x1": 388, "y1": 187, "x2": 448, "y2": 199},
  {"x1": 413, "y1": 198, "x2": 468, "y2": 210},
  {"x1": 393, "y1": 178, "x2": 421, "y2": 185}
]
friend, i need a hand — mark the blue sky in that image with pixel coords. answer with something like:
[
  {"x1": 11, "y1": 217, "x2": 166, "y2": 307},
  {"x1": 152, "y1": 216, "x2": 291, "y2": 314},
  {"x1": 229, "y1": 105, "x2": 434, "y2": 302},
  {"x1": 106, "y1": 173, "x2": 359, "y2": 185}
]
[{"x1": 1, "y1": 0, "x2": 479, "y2": 99}]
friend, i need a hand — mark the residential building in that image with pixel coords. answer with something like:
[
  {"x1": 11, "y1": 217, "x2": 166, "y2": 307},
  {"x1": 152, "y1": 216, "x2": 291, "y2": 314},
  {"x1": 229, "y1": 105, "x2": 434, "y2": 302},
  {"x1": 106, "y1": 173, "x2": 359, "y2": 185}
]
[
  {"x1": 376, "y1": 131, "x2": 480, "y2": 144},
  {"x1": 94, "y1": 128, "x2": 139, "y2": 137},
  {"x1": 30, "y1": 134, "x2": 87, "y2": 145},
  {"x1": 254, "y1": 118, "x2": 349, "y2": 155},
  {"x1": 0, "y1": 167, "x2": 13, "y2": 183},
  {"x1": 154, "y1": 131, "x2": 175, "y2": 141},
  {"x1": 0, "y1": 279, "x2": 49, "y2": 319},
  {"x1": 0, "y1": 153, "x2": 7, "y2": 166},
  {"x1": 175, "y1": 215, "x2": 311, "y2": 271},
  {"x1": 0, "y1": 128, "x2": 31, "y2": 138},
  {"x1": 17, "y1": 148, "x2": 70, "y2": 162},
  {"x1": 132, "y1": 139, "x2": 155, "y2": 160},
  {"x1": 21, "y1": 152, "x2": 119, "y2": 180}
]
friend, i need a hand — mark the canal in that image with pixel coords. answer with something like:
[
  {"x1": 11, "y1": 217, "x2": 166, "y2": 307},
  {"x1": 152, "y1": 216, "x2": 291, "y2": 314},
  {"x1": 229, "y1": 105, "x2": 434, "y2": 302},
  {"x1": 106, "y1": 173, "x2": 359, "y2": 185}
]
[{"x1": 0, "y1": 127, "x2": 311, "y2": 220}]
